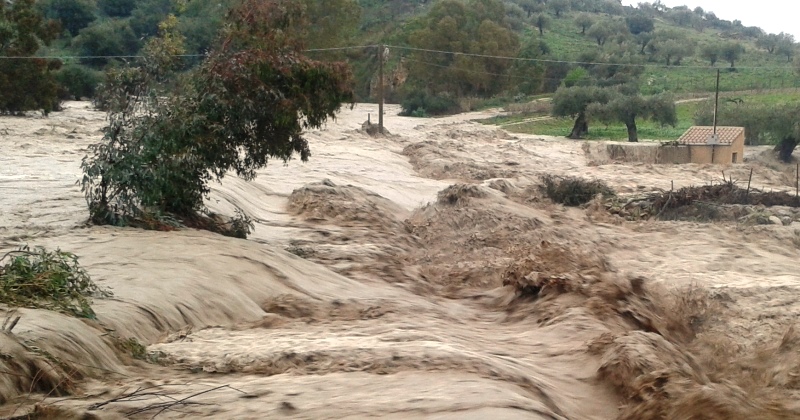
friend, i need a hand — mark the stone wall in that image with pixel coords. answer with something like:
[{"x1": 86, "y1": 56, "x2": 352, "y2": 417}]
[{"x1": 583, "y1": 141, "x2": 691, "y2": 165}]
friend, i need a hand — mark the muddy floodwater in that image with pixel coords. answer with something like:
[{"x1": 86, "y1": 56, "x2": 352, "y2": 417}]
[{"x1": 1, "y1": 102, "x2": 800, "y2": 419}]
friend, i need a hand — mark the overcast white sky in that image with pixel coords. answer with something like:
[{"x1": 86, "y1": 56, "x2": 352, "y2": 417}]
[{"x1": 621, "y1": 1, "x2": 799, "y2": 38}]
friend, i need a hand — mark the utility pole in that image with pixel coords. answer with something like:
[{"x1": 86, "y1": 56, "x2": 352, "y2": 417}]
[
  {"x1": 711, "y1": 69, "x2": 721, "y2": 164},
  {"x1": 378, "y1": 44, "x2": 385, "y2": 134},
  {"x1": 712, "y1": 69, "x2": 720, "y2": 136}
]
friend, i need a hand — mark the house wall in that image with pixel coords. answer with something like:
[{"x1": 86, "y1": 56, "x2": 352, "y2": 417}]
[{"x1": 686, "y1": 133, "x2": 745, "y2": 164}]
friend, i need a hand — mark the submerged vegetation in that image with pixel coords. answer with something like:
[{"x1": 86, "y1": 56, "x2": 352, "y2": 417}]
[
  {"x1": 0, "y1": 246, "x2": 108, "y2": 318},
  {"x1": 540, "y1": 174, "x2": 615, "y2": 206}
]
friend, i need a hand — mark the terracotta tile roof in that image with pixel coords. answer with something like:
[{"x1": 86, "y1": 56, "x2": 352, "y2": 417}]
[{"x1": 678, "y1": 126, "x2": 744, "y2": 145}]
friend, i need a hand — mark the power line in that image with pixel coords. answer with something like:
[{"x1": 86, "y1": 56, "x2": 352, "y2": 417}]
[
  {"x1": 2, "y1": 43, "x2": 797, "y2": 73},
  {"x1": 386, "y1": 44, "x2": 797, "y2": 71},
  {"x1": 0, "y1": 54, "x2": 206, "y2": 60},
  {"x1": 305, "y1": 45, "x2": 378, "y2": 52},
  {"x1": 404, "y1": 58, "x2": 531, "y2": 79},
  {"x1": 0, "y1": 45, "x2": 377, "y2": 60},
  {"x1": 1, "y1": 46, "x2": 378, "y2": 61}
]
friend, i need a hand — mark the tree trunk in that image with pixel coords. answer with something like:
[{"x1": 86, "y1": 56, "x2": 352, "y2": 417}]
[
  {"x1": 775, "y1": 137, "x2": 798, "y2": 162},
  {"x1": 626, "y1": 121, "x2": 638, "y2": 142},
  {"x1": 568, "y1": 112, "x2": 589, "y2": 139},
  {"x1": 538, "y1": 26, "x2": 543, "y2": 35}
]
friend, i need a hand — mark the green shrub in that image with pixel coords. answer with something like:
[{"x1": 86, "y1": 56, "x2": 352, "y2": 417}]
[
  {"x1": 55, "y1": 64, "x2": 103, "y2": 99},
  {"x1": 540, "y1": 175, "x2": 615, "y2": 206},
  {"x1": 0, "y1": 246, "x2": 110, "y2": 318},
  {"x1": 400, "y1": 90, "x2": 459, "y2": 117}
]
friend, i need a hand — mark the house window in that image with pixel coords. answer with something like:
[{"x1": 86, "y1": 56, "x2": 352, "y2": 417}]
[{"x1": 732, "y1": 152, "x2": 738, "y2": 163}]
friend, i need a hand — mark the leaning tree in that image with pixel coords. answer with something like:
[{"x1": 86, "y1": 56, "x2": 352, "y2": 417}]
[
  {"x1": 81, "y1": 0, "x2": 354, "y2": 237},
  {"x1": 551, "y1": 85, "x2": 612, "y2": 139}
]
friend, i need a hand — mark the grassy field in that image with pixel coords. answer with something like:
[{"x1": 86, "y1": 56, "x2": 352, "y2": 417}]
[{"x1": 481, "y1": 91, "x2": 800, "y2": 141}]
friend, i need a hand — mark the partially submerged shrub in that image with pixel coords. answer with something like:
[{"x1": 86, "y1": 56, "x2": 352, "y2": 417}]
[
  {"x1": 80, "y1": 3, "x2": 353, "y2": 239},
  {"x1": 55, "y1": 64, "x2": 103, "y2": 99},
  {"x1": 400, "y1": 90, "x2": 460, "y2": 117},
  {"x1": 540, "y1": 175, "x2": 615, "y2": 206},
  {"x1": 113, "y1": 336, "x2": 148, "y2": 361},
  {"x1": 0, "y1": 246, "x2": 109, "y2": 318},
  {"x1": 437, "y1": 184, "x2": 488, "y2": 205}
]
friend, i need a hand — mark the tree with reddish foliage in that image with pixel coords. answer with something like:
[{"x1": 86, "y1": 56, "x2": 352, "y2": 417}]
[{"x1": 81, "y1": 0, "x2": 354, "y2": 237}]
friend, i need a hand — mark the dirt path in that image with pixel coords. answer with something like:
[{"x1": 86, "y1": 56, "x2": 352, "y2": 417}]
[{"x1": 1, "y1": 102, "x2": 799, "y2": 419}]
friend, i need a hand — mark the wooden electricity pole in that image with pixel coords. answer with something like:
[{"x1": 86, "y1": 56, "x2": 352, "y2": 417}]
[
  {"x1": 378, "y1": 44, "x2": 385, "y2": 133},
  {"x1": 712, "y1": 69, "x2": 720, "y2": 136},
  {"x1": 711, "y1": 69, "x2": 721, "y2": 163}
]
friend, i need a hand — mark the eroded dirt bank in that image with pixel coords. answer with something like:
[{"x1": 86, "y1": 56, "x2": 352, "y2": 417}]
[{"x1": 1, "y1": 102, "x2": 799, "y2": 419}]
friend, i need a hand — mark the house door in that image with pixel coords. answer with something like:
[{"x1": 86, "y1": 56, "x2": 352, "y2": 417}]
[{"x1": 732, "y1": 152, "x2": 738, "y2": 163}]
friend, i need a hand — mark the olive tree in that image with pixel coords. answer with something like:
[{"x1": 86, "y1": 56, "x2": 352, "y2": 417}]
[
  {"x1": 549, "y1": 0, "x2": 570, "y2": 17},
  {"x1": 551, "y1": 85, "x2": 612, "y2": 139},
  {"x1": 575, "y1": 13, "x2": 594, "y2": 35},
  {"x1": 534, "y1": 13, "x2": 550, "y2": 35},
  {"x1": 81, "y1": 0, "x2": 354, "y2": 236},
  {"x1": 777, "y1": 34, "x2": 796, "y2": 62},
  {"x1": 586, "y1": 18, "x2": 625, "y2": 46},
  {"x1": 587, "y1": 92, "x2": 677, "y2": 142},
  {"x1": 701, "y1": 43, "x2": 721, "y2": 66},
  {"x1": 625, "y1": 14, "x2": 654, "y2": 35},
  {"x1": 720, "y1": 42, "x2": 745, "y2": 68}
]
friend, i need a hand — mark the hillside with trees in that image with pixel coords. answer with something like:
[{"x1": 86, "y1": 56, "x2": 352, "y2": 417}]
[{"x1": 3, "y1": 0, "x2": 800, "y2": 119}]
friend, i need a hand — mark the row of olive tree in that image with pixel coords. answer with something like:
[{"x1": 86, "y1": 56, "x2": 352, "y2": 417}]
[
  {"x1": 572, "y1": 11, "x2": 750, "y2": 69},
  {"x1": 551, "y1": 83, "x2": 677, "y2": 142}
]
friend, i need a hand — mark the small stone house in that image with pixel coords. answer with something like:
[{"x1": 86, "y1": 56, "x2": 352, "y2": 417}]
[{"x1": 677, "y1": 126, "x2": 746, "y2": 164}]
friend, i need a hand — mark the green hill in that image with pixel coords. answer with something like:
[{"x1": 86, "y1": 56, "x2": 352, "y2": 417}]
[
  {"x1": 353, "y1": 0, "x2": 798, "y2": 96},
  {"x1": 8, "y1": 0, "x2": 800, "y2": 104}
]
